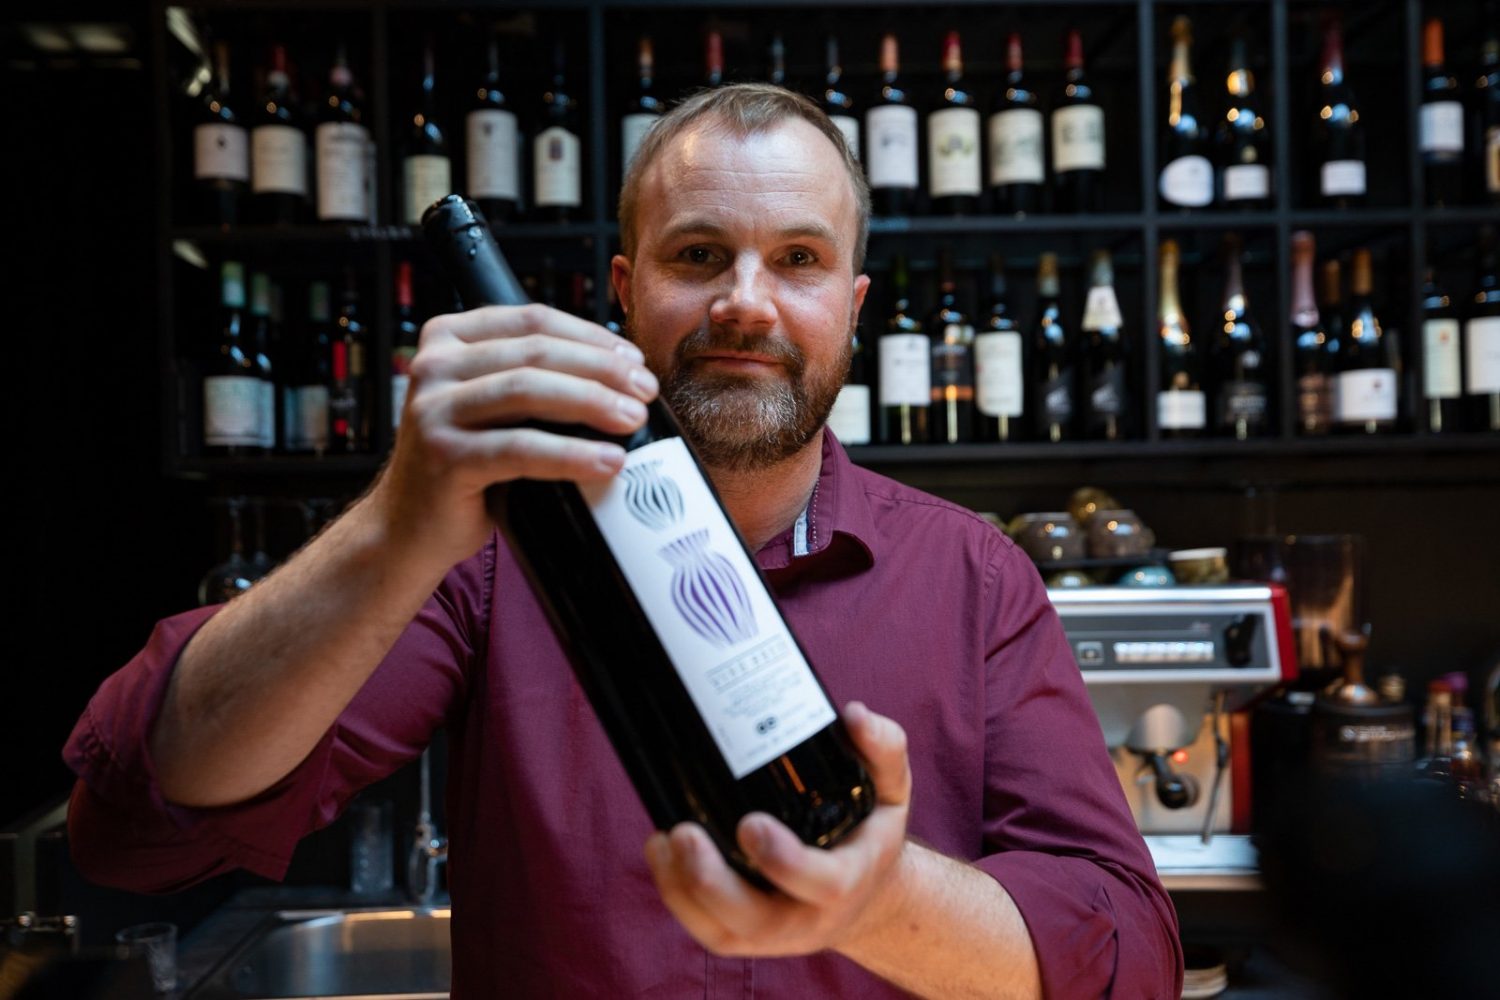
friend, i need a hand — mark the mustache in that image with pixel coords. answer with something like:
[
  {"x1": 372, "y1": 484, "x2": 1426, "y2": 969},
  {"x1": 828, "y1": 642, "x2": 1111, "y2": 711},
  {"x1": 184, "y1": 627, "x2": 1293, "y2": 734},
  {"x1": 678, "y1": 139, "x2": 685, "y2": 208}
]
[{"x1": 673, "y1": 327, "x2": 805, "y2": 376}]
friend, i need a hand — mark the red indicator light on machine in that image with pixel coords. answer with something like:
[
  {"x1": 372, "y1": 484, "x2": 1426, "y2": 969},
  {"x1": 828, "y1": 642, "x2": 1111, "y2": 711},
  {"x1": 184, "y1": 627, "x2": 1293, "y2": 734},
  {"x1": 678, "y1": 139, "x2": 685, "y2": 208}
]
[{"x1": 1170, "y1": 749, "x2": 1190, "y2": 765}]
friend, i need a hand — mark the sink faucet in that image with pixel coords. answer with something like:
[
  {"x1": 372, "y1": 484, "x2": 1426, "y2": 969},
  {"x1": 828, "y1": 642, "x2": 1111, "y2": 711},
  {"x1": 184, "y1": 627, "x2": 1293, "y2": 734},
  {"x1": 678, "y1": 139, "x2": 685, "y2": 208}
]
[{"x1": 406, "y1": 745, "x2": 448, "y2": 905}]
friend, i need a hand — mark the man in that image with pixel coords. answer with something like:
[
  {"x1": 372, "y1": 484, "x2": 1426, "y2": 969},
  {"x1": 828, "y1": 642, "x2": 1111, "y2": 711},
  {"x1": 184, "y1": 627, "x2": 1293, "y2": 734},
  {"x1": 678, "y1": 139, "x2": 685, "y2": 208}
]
[{"x1": 65, "y1": 85, "x2": 1181, "y2": 998}]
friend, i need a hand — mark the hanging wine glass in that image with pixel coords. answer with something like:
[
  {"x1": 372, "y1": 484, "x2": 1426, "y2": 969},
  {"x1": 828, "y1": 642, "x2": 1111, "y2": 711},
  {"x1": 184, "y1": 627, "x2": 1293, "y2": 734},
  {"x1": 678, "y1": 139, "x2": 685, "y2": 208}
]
[
  {"x1": 197, "y1": 497, "x2": 263, "y2": 606},
  {"x1": 249, "y1": 496, "x2": 276, "y2": 579}
]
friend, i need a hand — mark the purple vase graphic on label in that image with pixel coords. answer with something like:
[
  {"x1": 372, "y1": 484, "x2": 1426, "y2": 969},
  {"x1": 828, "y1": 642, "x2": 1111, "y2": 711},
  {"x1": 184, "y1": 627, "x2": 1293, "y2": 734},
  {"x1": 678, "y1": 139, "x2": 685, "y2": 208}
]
[
  {"x1": 622, "y1": 461, "x2": 685, "y2": 531},
  {"x1": 660, "y1": 528, "x2": 758, "y2": 647}
]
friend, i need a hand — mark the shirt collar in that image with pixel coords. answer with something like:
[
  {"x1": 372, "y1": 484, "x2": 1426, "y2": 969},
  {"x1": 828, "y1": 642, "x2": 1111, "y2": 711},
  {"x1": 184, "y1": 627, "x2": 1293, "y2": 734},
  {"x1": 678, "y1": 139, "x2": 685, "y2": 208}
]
[{"x1": 754, "y1": 429, "x2": 877, "y2": 579}]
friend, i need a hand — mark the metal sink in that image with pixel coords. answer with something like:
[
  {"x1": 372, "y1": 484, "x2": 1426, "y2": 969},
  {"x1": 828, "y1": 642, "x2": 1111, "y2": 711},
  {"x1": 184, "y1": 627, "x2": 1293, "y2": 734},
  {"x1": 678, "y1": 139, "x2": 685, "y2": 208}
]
[{"x1": 186, "y1": 907, "x2": 451, "y2": 1000}]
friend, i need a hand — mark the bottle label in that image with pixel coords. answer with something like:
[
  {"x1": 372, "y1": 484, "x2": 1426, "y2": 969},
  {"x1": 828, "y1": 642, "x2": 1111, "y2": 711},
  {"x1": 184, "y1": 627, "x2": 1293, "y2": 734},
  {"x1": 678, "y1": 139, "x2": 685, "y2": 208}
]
[
  {"x1": 1423, "y1": 318, "x2": 1462, "y2": 399},
  {"x1": 879, "y1": 333, "x2": 931, "y2": 405},
  {"x1": 927, "y1": 108, "x2": 981, "y2": 198},
  {"x1": 1320, "y1": 159, "x2": 1366, "y2": 197},
  {"x1": 1082, "y1": 286, "x2": 1123, "y2": 331},
  {"x1": 533, "y1": 125, "x2": 582, "y2": 208},
  {"x1": 987, "y1": 108, "x2": 1044, "y2": 185},
  {"x1": 865, "y1": 105, "x2": 919, "y2": 189},
  {"x1": 316, "y1": 121, "x2": 372, "y2": 221},
  {"x1": 1051, "y1": 104, "x2": 1105, "y2": 173},
  {"x1": 831, "y1": 115, "x2": 861, "y2": 162},
  {"x1": 297, "y1": 385, "x2": 330, "y2": 450},
  {"x1": 620, "y1": 112, "x2": 659, "y2": 173},
  {"x1": 251, "y1": 124, "x2": 308, "y2": 195},
  {"x1": 974, "y1": 331, "x2": 1024, "y2": 417},
  {"x1": 204, "y1": 375, "x2": 263, "y2": 446},
  {"x1": 1157, "y1": 389, "x2": 1206, "y2": 429},
  {"x1": 931, "y1": 335, "x2": 974, "y2": 397},
  {"x1": 1335, "y1": 368, "x2": 1397, "y2": 421},
  {"x1": 258, "y1": 381, "x2": 276, "y2": 449},
  {"x1": 1089, "y1": 365, "x2": 1126, "y2": 420},
  {"x1": 1220, "y1": 380, "x2": 1268, "y2": 427},
  {"x1": 579, "y1": 437, "x2": 838, "y2": 779},
  {"x1": 1159, "y1": 155, "x2": 1213, "y2": 207},
  {"x1": 1223, "y1": 163, "x2": 1270, "y2": 201},
  {"x1": 1041, "y1": 372, "x2": 1074, "y2": 423},
  {"x1": 1488, "y1": 126, "x2": 1500, "y2": 195},
  {"x1": 403, "y1": 154, "x2": 453, "y2": 225},
  {"x1": 467, "y1": 109, "x2": 520, "y2": 200},
  {"x1": 1297, "y1": 373, "x2": 1333, "y2": 432},
  {"x1": 194, "y1": 123, "x2": 250, "y2": 182},
  {"x1": 1467, "y1": 316, "x2": 1500, "y2": 393},
  {"x1": 1419, "y1": 101, "x2": 1465, "y2": 154},
  {"x1": 827, "y1": 384, "x2": 872, "y2": 445}
]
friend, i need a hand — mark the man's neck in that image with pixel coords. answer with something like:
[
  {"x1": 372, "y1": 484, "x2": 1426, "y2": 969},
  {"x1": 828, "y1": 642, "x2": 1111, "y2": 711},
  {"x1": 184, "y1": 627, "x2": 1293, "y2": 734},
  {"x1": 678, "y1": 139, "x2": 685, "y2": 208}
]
[{"x1": 707, "y1": 431, "x2": 825, "y2": 553}]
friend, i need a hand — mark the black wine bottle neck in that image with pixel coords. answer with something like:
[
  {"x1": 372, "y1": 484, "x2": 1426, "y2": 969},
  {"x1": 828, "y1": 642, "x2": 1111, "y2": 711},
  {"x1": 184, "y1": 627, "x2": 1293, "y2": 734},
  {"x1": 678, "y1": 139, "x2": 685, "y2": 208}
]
[{"x1": 422, "y1": 196, "x2": 530, "y2": 307}]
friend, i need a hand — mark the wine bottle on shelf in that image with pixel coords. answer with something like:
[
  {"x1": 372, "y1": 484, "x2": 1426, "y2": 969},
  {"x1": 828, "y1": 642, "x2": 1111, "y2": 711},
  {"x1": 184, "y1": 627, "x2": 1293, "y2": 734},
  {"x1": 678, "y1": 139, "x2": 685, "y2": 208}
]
[
  {"x1": 1336, "y1": 248, "x2": 1398, "y2": 435},
  {"x1": 1291, "y1": 231, "x2": 1333, "y2": 435},
  {"x1": 317, "y1": 42, "x2": 372, "y2": 224},
  {"x1": 403, "y1": 35, "x2": 453, "y2": 227},
  {"x1": 1421, "y1": 266, "x2": 1464, "y2": 434},
  {"x1": 1052, "y1": 29, "x2": 1105, "y2": 214},
  {"x1": 879, "y1": 255, "x2": 930, "y2": 445},
  {"x1": 251, "y1": 42, "x2": 310, "y2": 225},
  {"x1": 1420, "y1": 18, "x2": 1465, "y2": 208},
  {"x1": 827, "y1": 322, "x2": 872, "y2": 446},
  {"x1": 1480, "y1": 18, "x2": 1500, "y2": 205},
  {"x1": 621, "y1": 36, "x2": 663, "y2": 176},
  {"x1": 421, "y1": 195, "x2": 876, "y2": 883},
  {"x1": 194, "y1": 40, "x2": 249, "y2": 227},
  {"x1": 330, "y1": 267, "x2": 368, "y2": 452},
  {"x1": 1081, "y1": 249, "x2": 1129, "y2": 441},
  {"x1": 927, "y1": 31, "x2": 982, "y2": 216},
  {"x1": 1159, "y1": 16, "x2": 1213, "y2": 210},
  {"x1": 392, "y1": 260, "x2": 421, "y2": 431},
  {"x1": 287, "y1": 280, "x2": 333, "y2": 456},
  {"x1": 975, "y1": 254, "x2": 1026, "y2": 442},
  {"x1": 1156, "y1": 239, "x2": 1206, "y2": 438},
  {"x1": 866, "y1": 33, "x2": 920, "y2": 217},
  {"x1": 467, "y1": 33, "x2": 520, "y2": 223},
  {"x1": 1033, "y1": 252, "x2": 1076, "y2": 442},
  {"x1": 1215, "y1": 234, "x2": 1269, "y2": 439},
  {"x1": 704, "y1": 27, "x2": 725, "y2": 89},
  {"x1": 1468, "y1": 228, "x2": 1500, "y2": 431},
  {"x1": 928, "y1": 247, "x2": 975, "y2": 444},
  {"x1": 533, "y1": 40, "x2": 583, "y2": 224},
  {"x1": 822, "y1": 36, "x2": 859, "y2": 162},
  {"x1": 987, "y1": 33, "x2": 1044, "y2": 215},
  {"x1": 1315, "y1": 14, "x2": 1365, "y2": 209},
  {"x1": 1320, "y1": 257, "x2": 1348, "y2": 419},
  {"x1": 203, "y1": 262, "x2": 263, "y2": 456},
  {"x1": 1218, "y1": 35, "x2": 1271, "y2": 210},
  {"x1": 247, "y1": 271, "x2": 278, "y2": 452},
  {"x1": 766, "y1": 32, "x2": 786, "y2": 88}
]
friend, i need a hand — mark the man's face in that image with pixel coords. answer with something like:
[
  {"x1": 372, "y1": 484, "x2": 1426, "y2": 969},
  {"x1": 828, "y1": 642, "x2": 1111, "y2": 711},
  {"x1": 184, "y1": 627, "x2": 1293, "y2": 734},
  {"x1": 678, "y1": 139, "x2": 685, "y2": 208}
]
[{"x1": 612, "y1": 118, "x2": 870, "y2": 472}]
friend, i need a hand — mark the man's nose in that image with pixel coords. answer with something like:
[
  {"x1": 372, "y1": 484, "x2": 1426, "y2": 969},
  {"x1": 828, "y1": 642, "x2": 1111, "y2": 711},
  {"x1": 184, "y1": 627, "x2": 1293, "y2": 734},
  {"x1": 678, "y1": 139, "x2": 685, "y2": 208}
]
[{"x1": 708, "y1": 256, "x2": 777, "y2": 329}]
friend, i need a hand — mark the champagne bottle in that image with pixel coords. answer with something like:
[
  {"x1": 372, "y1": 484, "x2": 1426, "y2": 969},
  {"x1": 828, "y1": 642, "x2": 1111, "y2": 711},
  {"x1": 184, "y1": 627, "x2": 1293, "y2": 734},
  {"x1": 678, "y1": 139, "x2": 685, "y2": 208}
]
[
  {"x1": 1291, "y1": 231, "x2": 1333, "y2": 435},
  {"x1": 251, "y1": 42, "x2": 310, "y2": 225},
  {"x1": 926, "y1": 31, "x2": 982, "y2": 215},
  {"x1": 928, "y1": 248, "x2": 975, "y2": 443},
  {"x1": 1052, "y1": 29, "x2": 1105, "y2": 213},
  {"x1": 1034, "y1": 252, "x2": 1075, "y2": 442},
  {"x1": 1081, "y1": 249, "x2": 1129, "y2": 441},
  {"x1": 533, "y1": 40, "x2": 582, "y2": 223},
  {"x1": 1316, "y1": 14, "x2": 1365, "y2": 208},
  {"x1": 402, "y1": 35, "x2": 453, "y2": 226},
  {"x1": 316, "y1": 42, "x2": 372, "y2": 224},
  {"x1": 1420, "y1": 18, "x2": 1464, "y2": 208},
  {"x1": 1218, "y1": 35, "x2": 1271, "y2": 209},
  {"x1": 988, "y1": 33, "x2": 1044, "y2": 215},
  {"x1": 1156, "y1": 239, "x2": 1206, "y2": 438},
  {"x1": 1467, "y1": 228, "x2": 1500, "y2": 431},
  {"x1": 621, "y1": 36, "x2": 663, "y2": 176},
  {"x1": 203, "y1": 262, "x2": 262, "y2": 456},
  {"x1": 1159, "y1": 17, "x2": 1213, "y2": 210},
  {"x1": 194, "y1": 40, "x2": 249, "y2": 227},
  {"x1": 421, "y1": 196, "x2": 875, "y2": 881},
  {"x1": 866, "y1": 34, "x2": 920, "y2": 217},
  {"x1": 879, "y1": 255, "x2": 931, "y2": 444},
  {"x1": 1336, "y1": 248, "x2": 1397, "y2": 434},
  {"x1": 974, "y1": 255, "x2": 1026, "y2": 442},
  {"x1": 1215, "y1": 234, "x2": 1269, "y2": 439},
  {"x1": 1421, "y1": 266, "x2": 1464, "y2": 434},
  {"x1": 822, "y1": 36, "x2": 859, "y2": 162},
  {"x1": 467, "y1": 33, "x2": 520, "y2": 223}
]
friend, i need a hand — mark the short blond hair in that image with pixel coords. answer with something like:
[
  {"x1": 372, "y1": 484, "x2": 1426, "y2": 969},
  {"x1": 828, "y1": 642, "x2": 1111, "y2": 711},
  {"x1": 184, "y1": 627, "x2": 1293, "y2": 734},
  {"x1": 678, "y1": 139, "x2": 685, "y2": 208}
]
[{"x1": 617, "y1": 83, "x2": 870, "y2": 274}]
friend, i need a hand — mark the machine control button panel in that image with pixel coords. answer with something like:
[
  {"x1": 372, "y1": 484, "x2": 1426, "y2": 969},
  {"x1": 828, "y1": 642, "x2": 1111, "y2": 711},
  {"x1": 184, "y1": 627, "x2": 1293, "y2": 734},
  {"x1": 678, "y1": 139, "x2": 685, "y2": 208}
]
[
  {"x1": 1112, "y1": 640, "x2": 1215, "y2": 664},
  {"x1": 1076, "y1": 641, "x2": 1105, "y2": 665}
]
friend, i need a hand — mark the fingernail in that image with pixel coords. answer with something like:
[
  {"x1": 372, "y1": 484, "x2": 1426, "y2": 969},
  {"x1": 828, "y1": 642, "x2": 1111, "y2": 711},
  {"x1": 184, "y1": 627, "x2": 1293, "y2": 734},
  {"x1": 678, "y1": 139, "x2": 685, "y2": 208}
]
[
  {"x1": 594, "y1": 445, "x2": 626, "y2": 473},
  {"x1": 615, "y1": 341, "x2": 645, "y2": 362},
  {"x1": 629, "y1": 366, "x2": 658, "y2": 398},
  {"x1": 741, "y1": 818, "x2": 769, "y2": 857},
  {"x1": 616, "y1": 395, "x2": 647, "y2": 423},
  {"x1": 845, "y1": 701, "x2": 868, "y2": 724}
]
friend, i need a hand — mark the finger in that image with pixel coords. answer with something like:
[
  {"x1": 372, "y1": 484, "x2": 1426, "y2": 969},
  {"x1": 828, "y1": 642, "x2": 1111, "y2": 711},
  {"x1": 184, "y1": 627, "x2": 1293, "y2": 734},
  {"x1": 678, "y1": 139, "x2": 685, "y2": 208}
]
[
  {"x1": 644, "y1": 830, "x2": 741, "y2": 951},
  {"x1": 431, "y1": 335, "x2": 658, "y2": 402},
  {"x1": 425, "y1": 303, "x2": 641, "y2": 357},
  {"x1": 843, "y1": 702, "x2": 912, "y2": 807},
  {"x1": 453, "y1": 426, "x2": 627, "y2": 483},
  {"x1": 443, "y1": 368, "x2": 649, "y2": 436},
  {"x1": 736, "y1": 805, "x2": 906, "y2": 907}
]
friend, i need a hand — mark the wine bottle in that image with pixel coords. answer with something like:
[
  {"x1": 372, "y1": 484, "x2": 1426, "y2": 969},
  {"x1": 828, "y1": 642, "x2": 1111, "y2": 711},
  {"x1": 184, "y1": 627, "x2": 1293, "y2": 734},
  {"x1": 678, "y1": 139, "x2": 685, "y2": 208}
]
[
  {"x1": 1081, "y1": 249, "x2": 1129, "y2": 441},
  {"x1": 1468, "y1": 228, "x2": 1500, "y2": 431},
  {"x1": 251, "y1": 42, "x2": 310, "y2": 225},
  {"x1": 704, "y1": 27, "x2": 724, "y2": 89},
  {"x1": 1480, "y1": 17, "x2": 1500, "y2": 205},
  {"x1": 928, "y1": 248, "x2": 975, "y2": 443},
  {"x1": 826, "y1": 322, "x2": 872, "y2": 446},
  {"x1": 287, "y1": 280, "x2": 333, "y2": 456},
  {"x1": 621, "y1": 36, "x2": 663, "y2": 176},
  {"x1": 1320, "y1": 258, "x2": 1349, "y2": 420},
  {"x1": 1218, "y1": 35, "x2": 1271, "y2": 209},
  {"x1": 316, "y1": 42, "x2": 372, "y2": 224},
  {"x1": 1215, "y1": 234, "x2": 1269, "y2": 439},
  {"x1": 421, "y1": 196, "x2": 875, "y2": 880},
  {"x1": 403, "y1": 36, "x2": 453, "y2": 227},
  {"x1": 822, "y1": 36, "x2": 859, "y2": 162},
  {"x1": 879, "y1": 255, "x2": 930, "y2": 444},
  {"x1": 203, "y1": 262, "x2": 263, "y2": 456},
  {"x1": 1336, "y1": 248, "x2": 1397, "y2": 434},
  {"x1": 1159, "y1": 17, "x2": 1213, "y2": 210},
  {"x1": 392, "y1": 260, "x2": 421, "y2": 431},
  {"x1": 1291, "y1": 231, "x2": 1333, "y2": 435},
  {"x1": 194, "y1": 40, "x2": 249, "y2": 227},
  {"x1": 330, "y1": 267, "x2": 367, "y2": 452},
  {"x1": 987, "y1": 33, "x2": 1044, "y2": 215},
  {"x1": 247, "y1": 271, "x2": 278, "y2": 452},
  {"x1": 1034, "y1": 252, "x2": 1076, "y2": 442},
  {"x1": 1156, "y1": 239, "x2": 1206, "y2": 438},
  {"x1": 974, "y1": 254, "x2": 1026, "y2": 442},
  {"x1": 1316, "y1": 14, "x2": 1365, "y2": 209},
  {"x1": 1420, "y1": 18, "x2": 1465, "y2": 208},
  {"x1": 927, "y1": 31, "x2": 982, "y2": 215},
  {"x1": 866, "y1": 34, "x2": 920, "y2": 217},
  {"x1": 1421, "y1": 266, "x2": 1464, "y2": 434},
  {"x1": 533, "y1": 40, "x2": 582, "y2": 223},
  {"x1": 467, "y1": 33, "x2": 520, "y2": 224},
  {"x1": 1052, "y1": 29, "x2": 1105, "y2": 213},
  {"x1": 766, "y1": 32, "x2": 787, "y2": 88}
]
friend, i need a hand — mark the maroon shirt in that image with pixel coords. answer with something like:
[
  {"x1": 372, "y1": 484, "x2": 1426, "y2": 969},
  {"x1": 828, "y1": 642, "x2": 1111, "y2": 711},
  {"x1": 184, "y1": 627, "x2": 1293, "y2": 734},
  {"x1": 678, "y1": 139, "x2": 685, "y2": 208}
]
[{"x1": 64, "y1": 433, "x2": 1182, "y2": 998}]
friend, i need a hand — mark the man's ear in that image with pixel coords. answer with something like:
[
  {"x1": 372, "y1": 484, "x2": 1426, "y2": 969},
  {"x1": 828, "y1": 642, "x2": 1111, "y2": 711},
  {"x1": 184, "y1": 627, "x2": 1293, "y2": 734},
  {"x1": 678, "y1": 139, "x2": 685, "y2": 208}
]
[
  {"x1": 851, "y1": 273, "x2": 871, "y2": 328},
  {"x1": 611, "y1": 255, "x2": 634, "y2": 316}
]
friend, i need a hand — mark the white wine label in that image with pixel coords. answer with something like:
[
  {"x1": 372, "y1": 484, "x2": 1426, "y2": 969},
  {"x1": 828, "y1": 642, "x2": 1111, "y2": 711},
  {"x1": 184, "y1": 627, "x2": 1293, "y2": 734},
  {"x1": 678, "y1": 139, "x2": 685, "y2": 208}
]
[
  {"x1": 580, "y1": 437, "x2": 837, "y2": 779},
  {"x1": 194, "y1": 123, "x2": 249, "y2": 182},
  {"x1": 1052, "y1": 104, "x2": 1105, "y2": 173},
  {"x1": 204, "y1": 375, "x2": 263, "y2": 446},
  {"x1": 1467, "y1": 316, "x2": 1500, "y2": 393},
  {"x1": 987, "y1": 108, "x2": 1044, "y2": 186},
  {"x1": 1423, "y1": 319, "x2": 1462, "y2": 398},
  {"x1": 620, "y1": 112, "x2": 659, "y2": 173},
  {"x1": 878, "y1": 333, "x2": 931, "y2": 406},
  {"x1": 1223, "y1": 163, "x2": 1270, "y2": 201},
  {"x1": 1157, "y1": 389, "x2": 1206, "y2": 429},
  {"x1": 1320, "y1": 159, "x2": 1366, "y2": 197},
  {"x1": 1159, "y1": 155, "x2": 1213, "y2": 207},
  {"x1": 403, "y1": 154, "x2": 453, "y2": 225},
  {"x1": 1336, "y1": 368, "x2": 1397, "y2": 421},
  {"x1": 827, "y1": 384, "x2": 872, "y2": 444},
  {"x1": 1487, "y1": 126, "x2": 1500, "y2": 196},
  {"x1": 467, "y1": 109, "x2": 520, "y2": 200},
  {"x1": 251, "y1": 125, "x2": 308, "y2": 195},
  {"x1": 296, "y1": 385, "x2": 330, "y2": 451},
  {"x1": 865, "y1": 104, "x2": 919, "y2": 188},
  {"x1": 1082, "y1": 286, "x2": 1123, "y2": 332},
  {"x1": 258, "y1": 381, "x2": 275, "y2": 449},
  {"x1": 534, "y1": 125, "x2": 582, "y2": 208},
  {"x1": 974, "y1": 331, "x2": 1024, "y2": 417},
  {"x1": 1419, "y1": 101, "x2": 1465, "y2": 154},
  {"x1": 316, "y1": 121, "x2": 372, "y2": 221},
  {"x1": 927, "y1": 108, "x2": 981, "y2": 198},
  {"x1": 391, "y1": 373, "x2": 410, "y2": 430},
  {"x1": 831, "y1": 115, "x2": 861, "y2": 162}
]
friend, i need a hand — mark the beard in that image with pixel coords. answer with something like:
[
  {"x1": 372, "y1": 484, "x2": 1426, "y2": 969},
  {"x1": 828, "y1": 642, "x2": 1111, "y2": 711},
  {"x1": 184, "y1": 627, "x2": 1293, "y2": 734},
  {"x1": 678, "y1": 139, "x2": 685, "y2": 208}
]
[{"x1": 626, "y1": 318, "x2": 852, "y2": 472}]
